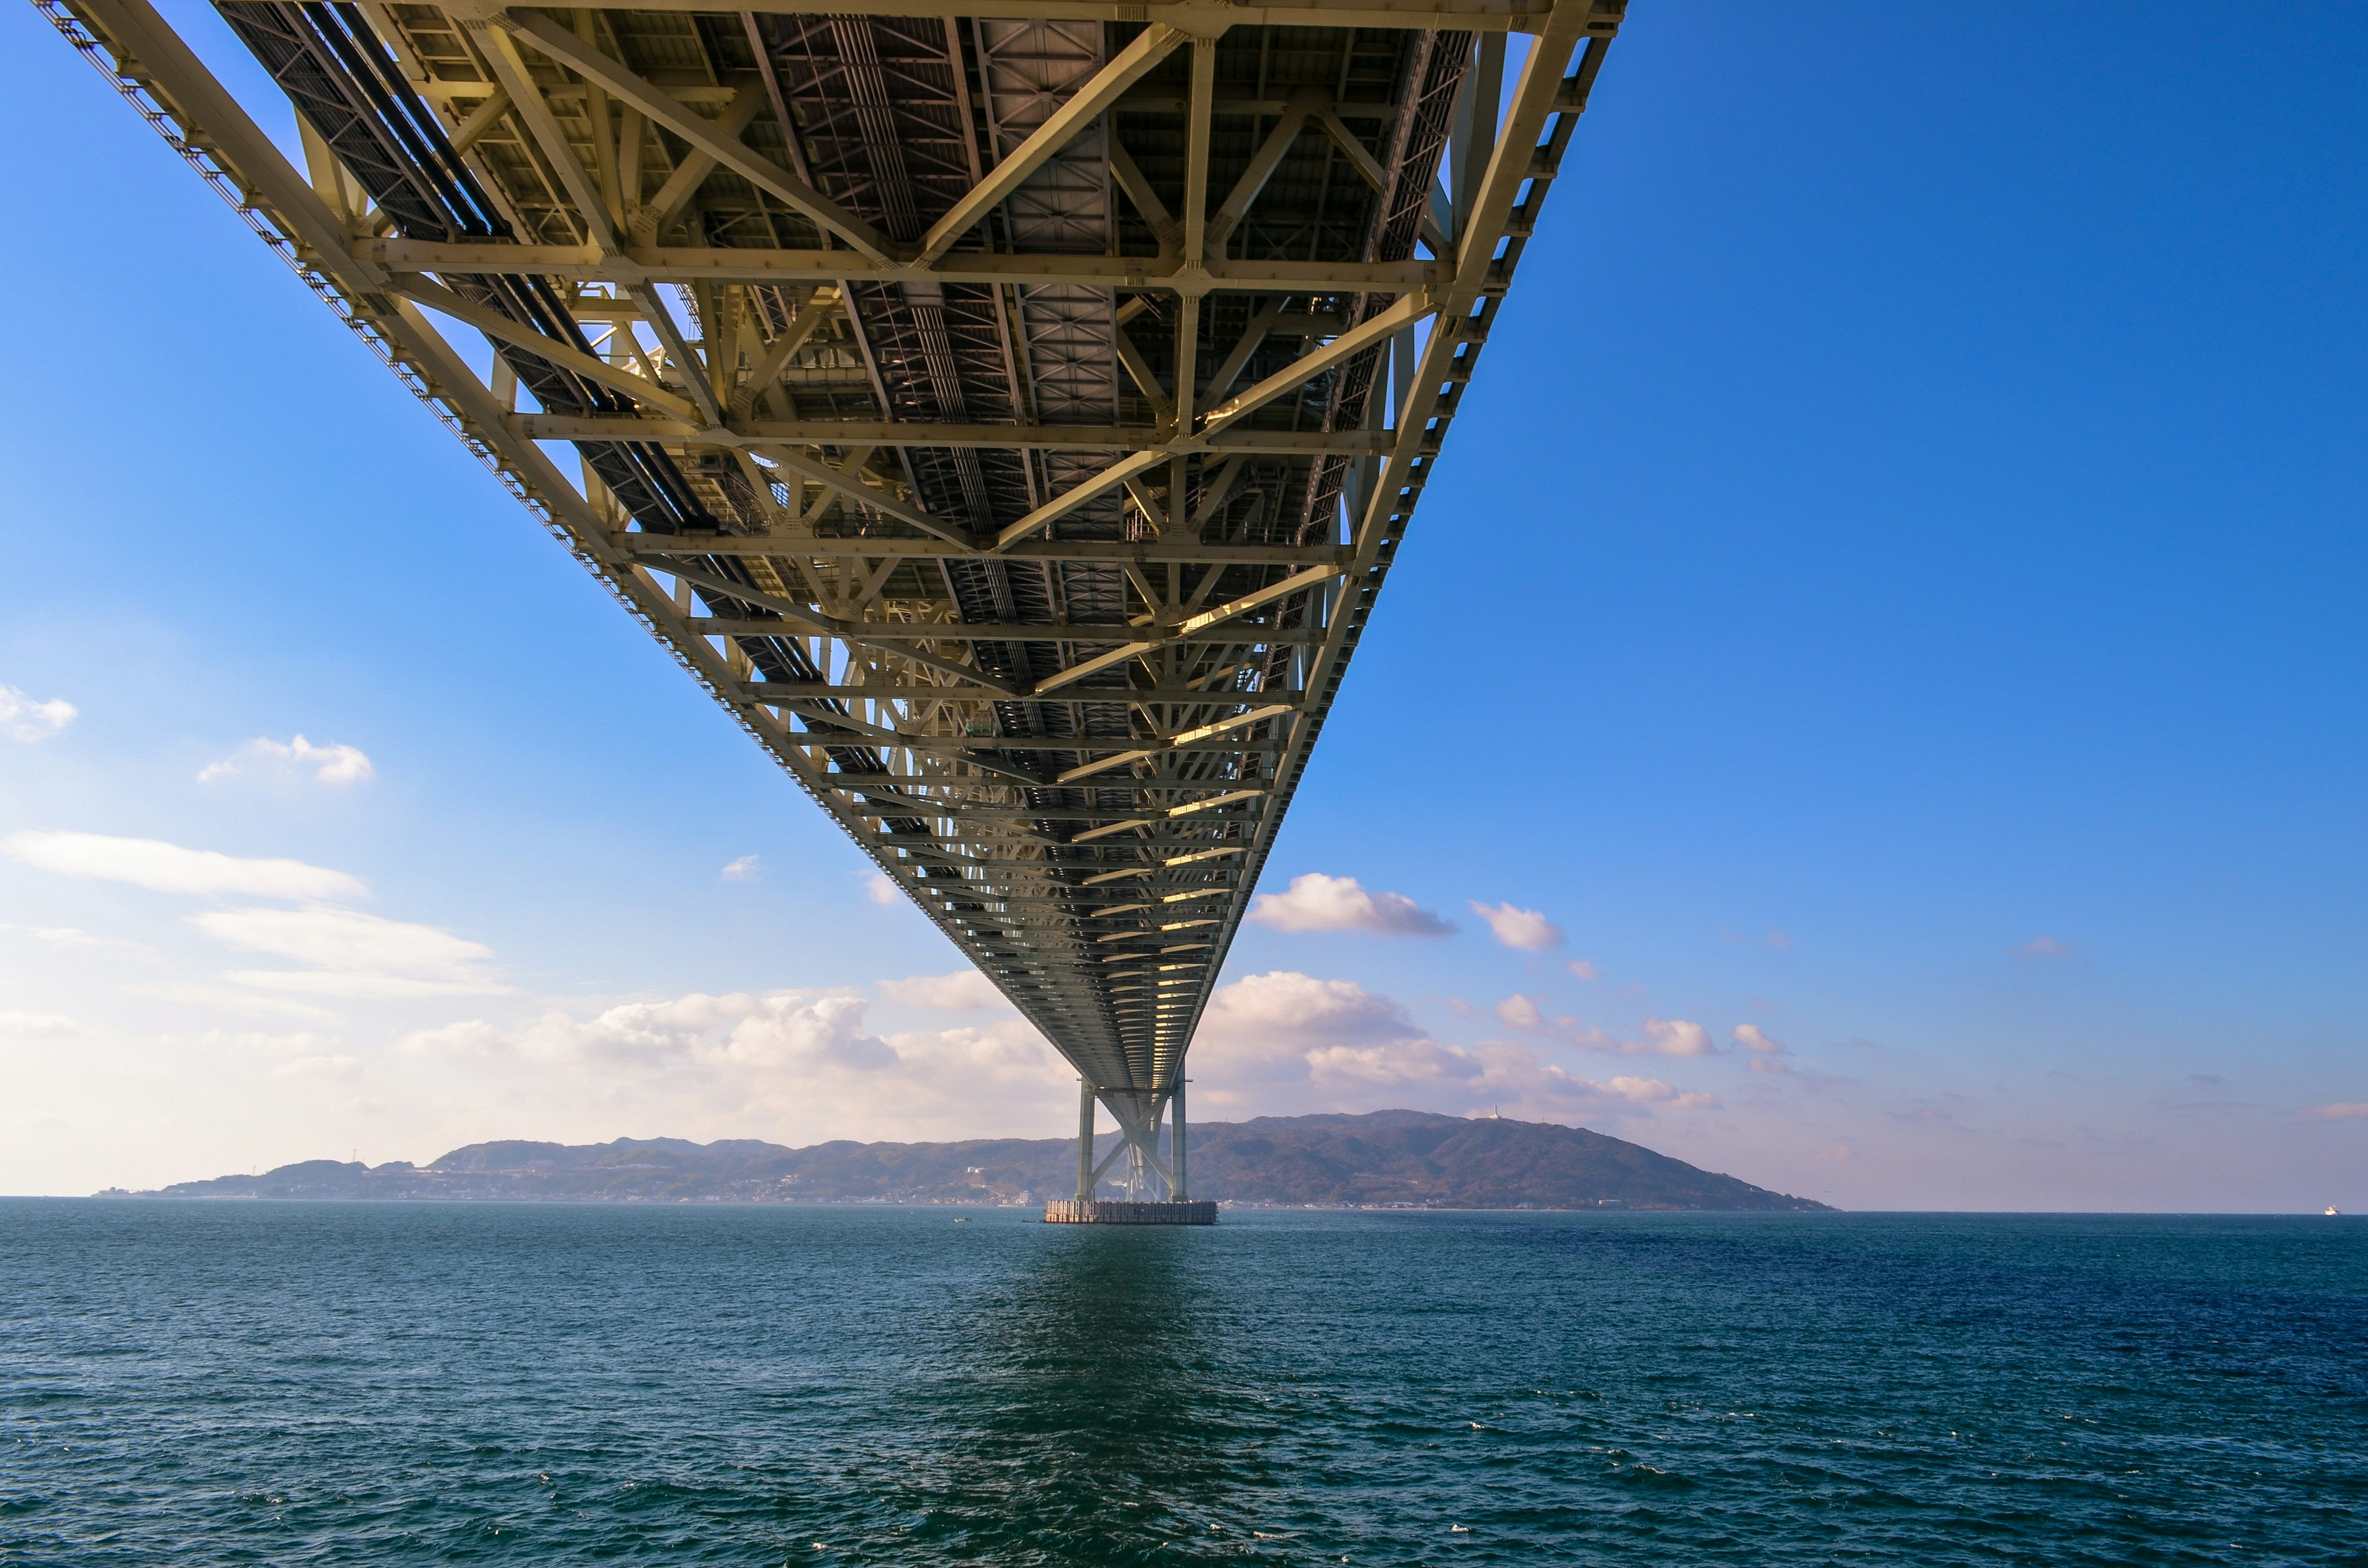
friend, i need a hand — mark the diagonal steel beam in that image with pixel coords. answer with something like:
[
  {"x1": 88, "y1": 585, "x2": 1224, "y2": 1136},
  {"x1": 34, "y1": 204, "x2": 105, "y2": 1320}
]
[
  {"x1": 993, "y1": 449, "x2": 1169, "y2": 551},
  {"x1": 918, "y1": 22, "x2": 1191, "y2": 265},
  {"x1": 500, "y1": 9, "x2": 902, "y2": 263},
  {"x1": 630, "y1": 81, "x2": 765, "y2": 244},
  {"x1": 1198, "y1": 290, "x2": 1436, "y2": 435},
  {"x1": 731, "y1": 285, "x2": 839, "y2": 417},
  {"x1": 749, "y1": 441, "x2": 971, "y2": 546},
  {"x1": 386, "y1": 274, "x2": 699, "y2": 422},
  {"x1": 1029, "y1": 562, "x2": 1339, "y2": 695}
]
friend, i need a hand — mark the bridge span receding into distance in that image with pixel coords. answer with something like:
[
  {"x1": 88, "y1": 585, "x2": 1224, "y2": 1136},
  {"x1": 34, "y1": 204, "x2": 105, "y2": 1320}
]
[{"x1": 41, "y1": 0, "x2": 1621, "y2": 1221}]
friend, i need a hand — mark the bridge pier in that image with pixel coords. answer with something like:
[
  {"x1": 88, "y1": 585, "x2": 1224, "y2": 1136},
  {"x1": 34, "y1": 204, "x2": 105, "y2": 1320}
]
[{"x1": 1050, "y1": 1079, "x2": 1214, "y2": 1225}]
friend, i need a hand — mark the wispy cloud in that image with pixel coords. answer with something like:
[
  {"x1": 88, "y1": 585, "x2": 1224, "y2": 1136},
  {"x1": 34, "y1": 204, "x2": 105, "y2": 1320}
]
[
  {"x1": 720, "y1": 855, "x2": 760, "y2": 883},
  {"x1": 199, "y1": 734, "x2": 374, "y2": 786},
  {"x1": 2300, "y1": 1102, "x2": 2368, "y2": 1121},
  {"x1": 1249, "y1": 872, "x2": 1454, "y2": 936},
  {"x1": 1566, "y1": 959, "x2": 1600, "y2": 981},
  {"x1": 129, "y1": 983, "x2": 342, "y2": 1024},
  {"x1": 1486, "y1": 993, "x2": 1612, "y2": 1048},
  {"x1": 878, "y1": 969, "x2": 1007, "y2": 1010},
  {"x1": 3, "y1": 831, "x2": 365, "y2": 901},
  {"x1": 0, "y1": 924, "x2": 141, "y2": 954},
  {"x1": 0, "y1": 686, "x2": 76, "y2": 742},
  {"x1": 2011, "y1": 935, "x2": 2076, "y2": 961},
  {"x1": 191, "y1": 906, "x2": 507, "y2": 998},
  {"x1": 271, "y1": 1053, "x2": 363, "y2": 1081},
  {"x1": 1468, "y1": 901, "x2": 1564, "y2": 951},
  {"x1": 0, "y1": 1010, "x2": 80, "y2": 1040}
]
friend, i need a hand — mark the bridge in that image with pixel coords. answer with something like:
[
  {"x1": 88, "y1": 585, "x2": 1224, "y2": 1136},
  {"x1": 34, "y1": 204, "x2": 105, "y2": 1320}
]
[{"x1": 43, "y1": 0, "x2": 1621, "y2": 1220}]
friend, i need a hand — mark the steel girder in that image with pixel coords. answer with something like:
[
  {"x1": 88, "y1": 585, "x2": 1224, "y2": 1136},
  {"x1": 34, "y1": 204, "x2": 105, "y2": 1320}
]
[{"x1": 37, "y1": 0, "x2": 1622, "y2": 1118}]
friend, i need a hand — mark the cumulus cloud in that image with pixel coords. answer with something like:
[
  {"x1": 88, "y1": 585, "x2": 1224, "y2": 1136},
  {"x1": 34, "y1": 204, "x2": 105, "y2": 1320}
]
[
  {"x1": 191, "y1": 906, "x2": 507, "y2": 998},
  {"x1": 1468, "y1": 901, "x2": 1564, "y2": 951},
  {"x1": 878, "y1": 969, "x2": 1007, "y2": 1009},
  {"x1": 0, "y1": 1010, "x2": 80, "y2": 1040},
  {"x1": 1566, "y1": 959, "x2": 1600, "y2": 982},
  {"x1": 1248, "y1": 872, "x2": 1454, "y2": 936},
  {"x1": 2300, "y1": 1102, "x2": 2368, "y2": 1121},
  {"x1": 199, "y1": 734, "x2": 374, "y2": 786},
  {"x1": 400, "y1": 990, "x2": 1071, "y2": 1142},
  {"x1": 1632, "y1": 1018, "x2": 1715, "y2": 1057},
  {"x1": 865, "y1": 872, "x2": 901, "y2": 906},
  {"x1": 2011, "y1": 935, "x2": 2075, "y2": 961},
  {"x1": 1603, "y1": 1075, "x2": 1716, "y2": 1109},
  {"x1": 720, "y1": 855, "x2": 761, "y2": 883},
  {"x1": 1190, "y1": 971, "x2": 1715, "y2": 1122},
  {"x1": 0, "y1": 686, "x2": 76, "y2": 742},
  {"x1": 3, "y1": 831, "x2": 366, "y2": 901},
  {"x1": 1735, "y1": 1024, "x2": 1785, "y2": 1054}
]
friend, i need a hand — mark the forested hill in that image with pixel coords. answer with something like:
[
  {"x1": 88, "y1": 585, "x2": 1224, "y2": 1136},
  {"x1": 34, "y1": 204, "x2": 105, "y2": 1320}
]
[{"x1": 135, "y1": 1110, "x2": 1831, "y2": 1212}]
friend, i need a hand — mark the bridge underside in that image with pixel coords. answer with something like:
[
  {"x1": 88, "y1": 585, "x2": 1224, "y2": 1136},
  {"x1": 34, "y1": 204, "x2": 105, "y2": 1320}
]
[{"x1": 42, "y1": 0, "x2": 1619, "y2": 1188}]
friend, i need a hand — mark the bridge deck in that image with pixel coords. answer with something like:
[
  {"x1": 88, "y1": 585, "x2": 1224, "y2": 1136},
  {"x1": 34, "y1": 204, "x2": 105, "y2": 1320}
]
[{"x1": 41, "y1": 0, "x2": 1620, "y2": 1155}]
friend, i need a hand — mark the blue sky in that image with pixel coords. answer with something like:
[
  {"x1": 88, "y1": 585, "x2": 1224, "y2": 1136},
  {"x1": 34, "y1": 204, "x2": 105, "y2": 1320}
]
[{"x1": 1, "y1": 3, "x2": 2361, "y2": 1207}]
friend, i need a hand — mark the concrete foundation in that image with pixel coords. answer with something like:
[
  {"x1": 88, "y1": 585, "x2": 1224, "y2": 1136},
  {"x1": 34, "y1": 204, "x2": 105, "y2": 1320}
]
[{"x1": 1043, "y1": 1199, "x2": 1217, "y2": 1225}]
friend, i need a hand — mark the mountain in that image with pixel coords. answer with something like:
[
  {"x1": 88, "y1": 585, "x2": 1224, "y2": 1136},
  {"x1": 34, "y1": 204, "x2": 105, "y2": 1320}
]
[{"x1": 131, "y1": 1112, "x2": 1830, "y2": 1212}]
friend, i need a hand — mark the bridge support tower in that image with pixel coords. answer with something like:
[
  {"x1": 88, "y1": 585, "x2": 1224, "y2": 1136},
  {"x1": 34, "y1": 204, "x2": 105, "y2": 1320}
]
[{"x1": 1046, "y1": 1078, "x2": 1215, "y2": 1225}]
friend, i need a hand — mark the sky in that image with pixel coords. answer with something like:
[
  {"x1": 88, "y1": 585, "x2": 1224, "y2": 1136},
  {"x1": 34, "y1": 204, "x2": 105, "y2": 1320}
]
[{"x1": 1, "y1": 2, "x2": 2362, "y2": 1209}]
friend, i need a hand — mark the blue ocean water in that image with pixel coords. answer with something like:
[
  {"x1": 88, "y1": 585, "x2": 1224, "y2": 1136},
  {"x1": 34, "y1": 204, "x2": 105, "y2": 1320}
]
[{"x1": 2, "y1": 1203, "x2": 2362, "y2": 1564}]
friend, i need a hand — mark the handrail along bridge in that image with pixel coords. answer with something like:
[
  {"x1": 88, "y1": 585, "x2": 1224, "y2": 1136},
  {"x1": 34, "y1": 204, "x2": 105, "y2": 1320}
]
[{"x1": 41, "y1": 0, "x2": 1621, "y2": 1219}]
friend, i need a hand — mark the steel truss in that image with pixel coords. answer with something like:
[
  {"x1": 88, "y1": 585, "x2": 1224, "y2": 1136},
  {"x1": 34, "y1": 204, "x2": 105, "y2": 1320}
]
[{"x1": 40, "y1": 0, "x2": 1622, "y2": 1197}]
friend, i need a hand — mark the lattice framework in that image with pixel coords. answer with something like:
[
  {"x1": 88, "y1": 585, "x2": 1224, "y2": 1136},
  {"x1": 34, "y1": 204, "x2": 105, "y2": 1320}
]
[{"x1": 40, "y1": 0, "x2": 1622, "y2": 1194}]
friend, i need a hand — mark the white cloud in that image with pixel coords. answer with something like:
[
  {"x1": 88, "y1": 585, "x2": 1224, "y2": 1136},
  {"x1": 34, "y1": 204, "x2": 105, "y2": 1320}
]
[
  {"x1": 1633, "y1": 1017, "x2": 1715, "y2": 1057},
  {"x1": 1734, "y1": 1024, "x2": 1785, "y2": 1055},
  {"x1": 1489, "y1": 993, "x2": 1613, "y2": 1048},
  {"x1": 2301, "y1": 1102, "x2": 2368, "y2": 1121},
  {"x1": 1248, "y1": 873, "x2": 1454, "y2": 936},
  {"x1": 129, "y1": 983, "x2": 341, "y2": 1024},
  {"x1": 270, "y1": 1054, "x2": 363, "y2": 1081},
  {"x1": 165, "y1": 1028, "x2": 343, "y2": 1057},
  {"x1": 191, "y1": 906, "x2": 508, "y2": 998},
  {"x1": 0, "y1": 686, "x2": 76, "y2": 742},
  {"x1": 865, "y1": 872, "x2": 901, "y2": 906},
  {"x1": 199, "y1": 734, "x2": 374, "y2": 786},
  {"x1": 3, "y1": 831, "x2": 365, "y2": 901},
  {"x1": 1567, "y1": 959, "x2": 1600, "y2": 981},
  {"x1": 878, "y1": 970, "x2": 1007, "y2": 1009},
  {"x1": 0, "y1": 924, "x2": 139, "y2": 953},
  {"x1": 227, "y1": 971, "x2": 504, "y2": 1000},
  {"x1": 1468, "y1": 900, "x2": 1564, "y2": 951},
  {"x1": 0, "y1": 1010, "x2": 80, "y2": 1040},
  {"x1": 398, "y1": 990, "x2": 1070, "y2": 1142},
  {"x1": 720, "y1": 855, "x2": 761, "y2": 883},
  {"x1": 1189, "y1": 971, "x2": 1714, "y2": 1122}
]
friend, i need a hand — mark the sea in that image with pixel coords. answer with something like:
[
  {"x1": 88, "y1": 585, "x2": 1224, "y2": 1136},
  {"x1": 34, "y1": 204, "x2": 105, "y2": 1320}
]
[{"x1": 2, "y1": 1202, "x2": 2361, "y2": 1564}]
